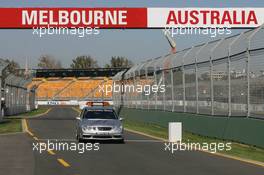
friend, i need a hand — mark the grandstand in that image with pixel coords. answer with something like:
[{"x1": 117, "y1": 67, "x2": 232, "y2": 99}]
[
  {"x1": 57, "y1": 78, "x2": 102, "y2": 99},
  {"x1": 37, "y1": 78, "x2": 71, "y2": 99},
  {"x1": 93, "y1": 79, "x2": 113, "y2": 98},
  {"x1": 26, "y1": 68, "x2": 127, "y2": 105},
  {"x1": 31, "y1": 77, "x2": 107, "y2": 100}
]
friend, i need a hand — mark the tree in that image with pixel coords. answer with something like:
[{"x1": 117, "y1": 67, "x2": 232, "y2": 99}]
[
  {"x1": 105, "y1": 56, "x2": 133, "y2": 68},
  {"x1": 38, "y1": 55, "x2": 62, "y2": 69},
  {"x1": 5, "y1": 59, "x2": 20, "y2": 74},
  {"x1": 70, "y1": 55, "x2": 98, "y2": 69}
]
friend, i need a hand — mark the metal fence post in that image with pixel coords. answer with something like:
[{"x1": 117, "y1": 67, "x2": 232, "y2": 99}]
[
  {"x1": 141, "y1": 76, "x2": 144, "y2": 110},
  {"x1": 182, "y1": 65, "x2": 186, "y2": 112},
  {"x1": 145, "y1": 70, "x2": 150, "y2": 111},
  {"x1": 246, "y1": 25, "x2": 263, "y2": 117},
  {"x1": 163, "y1": 70, "x2": 166, "y2": 111},
  {"x1": 126, "y1": 76, "x2": 129, "y2": 108},
  {"x1": 246, "y1": 48, "x2": 250, "y2": 117},
  {"x1": 228, "y1": 51, "x2": 231, "y2": 117},
  {"x1": 171, "y1": 69, "x2": 175, "y2": 112},
  {"x1": 11, "y1": 87, "x2": 13, "y2": 114},
  {"x1": 133, "y1": 74, "x2": 137, "y2": 109},
  {"x1": 210, "y1": 56, "x2": 214, "y2": 116},
  {"x1": 154, "y1": 71, "x2": 157, "y2": 110},
  {"x1": 195, "y1": 60, "x2": 199, "y2": 114}
]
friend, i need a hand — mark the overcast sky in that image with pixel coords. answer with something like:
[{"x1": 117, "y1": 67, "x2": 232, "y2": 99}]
[{"x1": 0, "y1": 0, "x2": 263, "y2": 68}]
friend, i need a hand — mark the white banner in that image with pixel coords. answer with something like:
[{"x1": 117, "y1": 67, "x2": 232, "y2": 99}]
[{"x1": 148, "y1": 8, "x2": 264, "y2": 28}]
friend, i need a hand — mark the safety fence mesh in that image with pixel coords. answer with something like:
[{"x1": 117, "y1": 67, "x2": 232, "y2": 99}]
[{"x1": 113, "y1": 26, "x2": 264, "y2": 119}]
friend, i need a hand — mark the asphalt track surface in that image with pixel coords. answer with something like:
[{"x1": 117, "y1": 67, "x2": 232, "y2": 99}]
[{"x1": 24, "y1": 107, "x2": 263, "y2": 175}]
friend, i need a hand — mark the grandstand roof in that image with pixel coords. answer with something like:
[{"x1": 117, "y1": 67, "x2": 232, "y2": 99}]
[{"x1": 24, "y1": 68, "x2": 128, "y2": 78}]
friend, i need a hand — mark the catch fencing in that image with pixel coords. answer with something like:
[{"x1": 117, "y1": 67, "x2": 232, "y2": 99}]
[
  {"x1": 113, "y1": 25, "x2": 264, "y2": 119},
  {"x1": 0, "y1": 58, "x2": 36, "y2": 117},
  {"x1": 4, "y1": 74, "x2": 36, "y2": 115}
]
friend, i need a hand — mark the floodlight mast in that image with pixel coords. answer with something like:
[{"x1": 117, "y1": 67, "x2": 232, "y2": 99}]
[{"x1": 162, "y1": 29, "x2": 176, "y2": 54}]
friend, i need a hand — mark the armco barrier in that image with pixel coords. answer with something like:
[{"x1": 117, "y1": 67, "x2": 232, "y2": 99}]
[{"x1": 120, "y1": 108, "x2": 264, "y2": 148}]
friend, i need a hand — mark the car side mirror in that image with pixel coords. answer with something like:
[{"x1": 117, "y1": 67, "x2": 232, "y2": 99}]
[{"x1": 119, "y1": 117, "x2": 124, "y2": 121}]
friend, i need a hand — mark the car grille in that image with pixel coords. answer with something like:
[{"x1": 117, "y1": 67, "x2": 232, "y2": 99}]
[
  {"x1": 97, "y1": 127, "x2": 112, "y2": 131},
  {"x1": 93, "y1": 136, "x2": 112, "y2": 139}
]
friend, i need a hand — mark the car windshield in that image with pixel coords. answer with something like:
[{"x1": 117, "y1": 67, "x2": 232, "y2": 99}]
[{"x1": 83, "y1": 110, "x2": 118, "y2": 119}]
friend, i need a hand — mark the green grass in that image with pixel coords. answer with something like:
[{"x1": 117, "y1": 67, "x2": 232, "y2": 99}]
[
  {"x1": 0, "y1": 119, "x2": 22, "y2": 134},
  {"x1": 124, "y1": 119, "x2": 264, "y2": 163},
  {"x1": 16, "y1": 107, "x2": 50, "y2": 117},
  {"x1": 0, "y1": 107, "x2": 50, "y2": 134}
]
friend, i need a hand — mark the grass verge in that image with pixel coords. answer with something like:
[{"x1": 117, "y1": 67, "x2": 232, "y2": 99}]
[
  {"x1": 0, "y1": 107, "x2": 50, "y2": 134},
  {"x1": 15, "y1": 107, "x2": 50, "y2": 117},
  {"x1": 124, "y1": 119, "x2": 264, "y2": 163},
  {"x1": 0, "y1": 119, "x2": 22, "y2": 134}
]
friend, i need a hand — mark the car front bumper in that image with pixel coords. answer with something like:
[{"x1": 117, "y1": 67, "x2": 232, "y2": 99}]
[{"x1": 80, "y1": 131, "x2": 124, "y2": 140}]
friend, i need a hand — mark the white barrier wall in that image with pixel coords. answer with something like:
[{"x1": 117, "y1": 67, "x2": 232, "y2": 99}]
[{"x1": 37, "y1": 100, "x2": 113, "y2": 107}]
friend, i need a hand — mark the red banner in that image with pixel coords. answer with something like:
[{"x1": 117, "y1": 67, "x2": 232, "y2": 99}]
[{"x1": 0, "y1": 8, "x2": 147, "y2": 28}]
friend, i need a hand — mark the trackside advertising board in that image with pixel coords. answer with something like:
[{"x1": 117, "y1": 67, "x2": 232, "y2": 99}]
[{"x1": 0, "y1": 8, "x2": 263, "y2": 28}]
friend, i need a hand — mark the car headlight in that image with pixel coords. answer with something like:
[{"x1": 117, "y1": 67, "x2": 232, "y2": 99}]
[
  {"x1": 81, "y1": 126, "x2": 88, "y2": 132},
  {"x1": 114, "y1": 125, "x2": 123, "y2": 132},
  {"x1": 82, "y1": 126, "x2": 96, "y2": 132}
]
